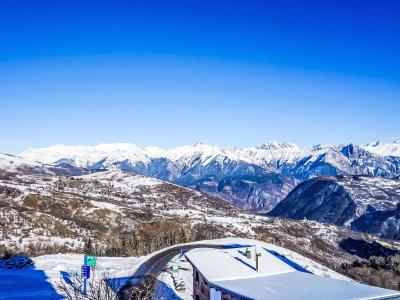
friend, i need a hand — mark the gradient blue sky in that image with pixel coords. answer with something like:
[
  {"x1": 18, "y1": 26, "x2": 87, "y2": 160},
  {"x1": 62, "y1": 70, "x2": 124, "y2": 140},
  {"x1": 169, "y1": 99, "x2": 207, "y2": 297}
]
[{"x1": 1, "y1": 0, "x2": 399, "y2": 154}]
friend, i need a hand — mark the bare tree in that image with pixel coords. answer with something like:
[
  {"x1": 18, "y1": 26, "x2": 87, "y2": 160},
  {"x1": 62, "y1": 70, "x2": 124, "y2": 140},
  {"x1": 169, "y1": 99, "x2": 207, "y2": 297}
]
[
  {"x1": 57, "y1": 270, "x2": 119, "y2": 300},
  {"x1": 121, "y1": 275, "x2": 157, "y2": 300},
  {"x1": 57, "y1": 270, "x2": 157, "y2": 300}
]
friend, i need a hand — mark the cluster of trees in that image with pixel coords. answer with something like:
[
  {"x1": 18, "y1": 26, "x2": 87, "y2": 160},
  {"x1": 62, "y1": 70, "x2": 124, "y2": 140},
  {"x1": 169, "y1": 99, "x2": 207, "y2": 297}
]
[
  {"x1": 1, "y1": 218, "x2": 227, "y2": 259},
  {"x1": 341, "y1": 255, "x2": 400, "y2": 290},
  {"x1": 102, "y1": 221, "x2": 188, "y2": 257},
  {"x1": 0, "y1": 245, "x2": 16, "y2": 259},
  {"x1": 25, "y1": 242, "x2": 79, "y2": 257},
  {"x1": 83, "y1": 220, "x2": 226, "y2": 257},
  {"x1": 0, "y1": 171, "x2": 18, "y2": 181}
]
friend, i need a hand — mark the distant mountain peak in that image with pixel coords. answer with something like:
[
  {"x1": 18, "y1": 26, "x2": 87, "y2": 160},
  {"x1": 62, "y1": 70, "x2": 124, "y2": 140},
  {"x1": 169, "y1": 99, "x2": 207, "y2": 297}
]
[
  {"x1": 365, "y1": 141, "x2": 382, "y2": 147},
  {"x1": 259, "y1": 141, "x2": 297, "y2": 150},
  {"x1": 365, "y1": 140, "x2": 400, "y2": 147},
  {"x1": 363, "y1": 140, "x2": 400, "y2": 157},
  {"x1": 308, "y1": 144, "x2": 334, "y2": 152}
]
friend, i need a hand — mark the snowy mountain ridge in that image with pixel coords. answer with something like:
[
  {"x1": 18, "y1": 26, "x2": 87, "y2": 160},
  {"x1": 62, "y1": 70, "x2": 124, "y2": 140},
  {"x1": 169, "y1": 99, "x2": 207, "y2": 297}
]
[
  {"x1": 364, "y1": 141, "x2": 400, "y2": 157},
  {"x1": 19, "y1": 140, "x2": 400, "y2": 167},
  {"x1": 0, "y1": 153, "x2": 43, "y2": 171},
  {"x1": 11, "y1": 140, "x2": 400, "y2": 210}
]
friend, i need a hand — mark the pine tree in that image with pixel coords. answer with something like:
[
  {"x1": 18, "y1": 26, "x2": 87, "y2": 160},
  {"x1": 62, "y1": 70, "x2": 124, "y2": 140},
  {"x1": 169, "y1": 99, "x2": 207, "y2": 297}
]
[
  {"x1": 179, "y1": 228, "x2": 186, "y2": 243},
  {"x1": 83, "y1": 238, "x2": 93, "y2": 255}
]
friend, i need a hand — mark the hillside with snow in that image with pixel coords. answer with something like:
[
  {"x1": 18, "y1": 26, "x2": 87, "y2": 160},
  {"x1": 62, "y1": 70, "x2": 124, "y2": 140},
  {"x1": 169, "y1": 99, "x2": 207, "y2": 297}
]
[
  {"x1": 0, "y1": 169, "x2": 242, "y2": 254},
  {"x1": 269, "y1": 175, "x2": 400, "y2": 240},
  {"x1": 0, "y1": 153, "x2": 46, "y2": 174},
  {"x1": 16, "y1": 141, "x2": 400, "y2": 210}
]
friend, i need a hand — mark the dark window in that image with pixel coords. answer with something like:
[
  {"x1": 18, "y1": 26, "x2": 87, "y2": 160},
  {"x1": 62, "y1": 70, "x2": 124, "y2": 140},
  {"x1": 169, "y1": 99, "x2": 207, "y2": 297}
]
[
  {"x1": 195, "y1": 271, "x2": 199, "y2": 282},
  {"x1": 195, "y1": 294, "x2": 200, "y2": 300}
]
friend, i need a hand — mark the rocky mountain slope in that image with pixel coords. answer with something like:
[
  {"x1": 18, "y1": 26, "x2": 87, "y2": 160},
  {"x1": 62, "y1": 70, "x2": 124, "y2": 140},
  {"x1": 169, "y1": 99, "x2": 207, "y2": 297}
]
[
  {"x1": 0, "y1": 169, "x2": 240, "y2": 253},
  {"x1": 268, "y1": 175, "x2": 400, "y2": 240},
  {"x1": 16, "y1": 141, "x2": 400, "y2": 210}
]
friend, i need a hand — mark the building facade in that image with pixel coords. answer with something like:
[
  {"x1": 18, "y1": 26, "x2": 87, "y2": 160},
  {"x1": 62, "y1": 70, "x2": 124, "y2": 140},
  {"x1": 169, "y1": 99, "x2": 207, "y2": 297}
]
[{"x1": 192, "y1": 265, "x2": 242, "y2": 300}]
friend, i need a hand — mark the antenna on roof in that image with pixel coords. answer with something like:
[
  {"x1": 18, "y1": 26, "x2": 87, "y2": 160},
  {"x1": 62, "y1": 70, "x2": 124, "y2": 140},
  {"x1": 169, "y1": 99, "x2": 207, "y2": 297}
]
[
  {"x1": 245, "y1": 248, "x2": 252, "y2": 259},
  {"x1": 255, "y1": 245, "x2": 262, "y2": 272}
]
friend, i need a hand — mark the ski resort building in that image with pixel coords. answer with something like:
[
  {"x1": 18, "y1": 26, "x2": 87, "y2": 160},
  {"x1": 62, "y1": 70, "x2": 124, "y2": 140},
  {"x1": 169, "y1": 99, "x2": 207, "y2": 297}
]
[{"x1": 185, "y1": 247, "x2": 400, "y2": 300}]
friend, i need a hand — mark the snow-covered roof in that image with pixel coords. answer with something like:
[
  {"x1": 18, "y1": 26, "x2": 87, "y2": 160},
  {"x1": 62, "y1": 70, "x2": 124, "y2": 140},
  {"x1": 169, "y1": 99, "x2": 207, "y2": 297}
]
[
  {"x1": 185, "y1": 247, "x2": 400, "y2": 300},
  {"x1": 214, "y1": 272, "x2": 400, "y2": 300},
  {"x1": 185, "y1": 247, "x2": 295, "y2": 281}
]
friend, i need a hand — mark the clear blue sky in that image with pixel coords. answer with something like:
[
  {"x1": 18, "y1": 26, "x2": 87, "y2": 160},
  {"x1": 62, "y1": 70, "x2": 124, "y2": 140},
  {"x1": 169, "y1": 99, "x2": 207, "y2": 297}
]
[{"x1": 1, "y1": 0, "x2": 399, "y2": 154}]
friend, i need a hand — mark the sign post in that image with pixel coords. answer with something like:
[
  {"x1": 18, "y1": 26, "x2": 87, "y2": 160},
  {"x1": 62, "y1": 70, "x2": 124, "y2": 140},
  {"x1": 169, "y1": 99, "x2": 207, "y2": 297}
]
[
  {"x1": 82, "y1": 254, "x2": 95, "y2": 295},
  {"x1": 86, "y1": 255, "x2": 96, "y2": 287},
  {"x1": 86, "y1": 255, "x2": 96, "y2": 267},
  {"x1": 81, "y1": 265, "x2": 90, "y2": 295}
]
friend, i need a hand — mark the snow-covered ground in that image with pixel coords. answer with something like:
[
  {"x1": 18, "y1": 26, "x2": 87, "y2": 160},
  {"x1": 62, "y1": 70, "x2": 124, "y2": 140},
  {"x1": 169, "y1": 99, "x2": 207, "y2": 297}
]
[
  {"x1": 0, "y1": 238, "x2": 349, "y2": 299},
  {"x1": 155, "y1": 255, "x2": 194, "y2": 300},
  {"x1": 0, "y1": 254, "x2": 142, "y2": 299}
]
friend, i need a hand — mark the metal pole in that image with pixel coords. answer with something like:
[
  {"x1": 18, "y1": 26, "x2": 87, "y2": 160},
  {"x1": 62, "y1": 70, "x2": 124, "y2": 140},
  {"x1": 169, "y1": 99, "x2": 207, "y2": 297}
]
[
  {"x1": 256, "y1": 252, "x2": 261, "y2": 272},
  {"x1": 83, "y1": 277, "x2": 87, "y2": 295},
  {"x1": 83, "y1": 255, "x2": 87, "y2": 295},
  {"x1": 92, "y1": 266, "x2": 95, "y2": 288}
]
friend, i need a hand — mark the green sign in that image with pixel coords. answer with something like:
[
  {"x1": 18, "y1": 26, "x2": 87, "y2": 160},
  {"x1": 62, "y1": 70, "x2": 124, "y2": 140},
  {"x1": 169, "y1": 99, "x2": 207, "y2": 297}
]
[
  {"x1": 172, "y1": 265, "x2": 179, "y2": 272},
  {"x1": 86, "y1": 255, "x2": 96, "y2": 267}
]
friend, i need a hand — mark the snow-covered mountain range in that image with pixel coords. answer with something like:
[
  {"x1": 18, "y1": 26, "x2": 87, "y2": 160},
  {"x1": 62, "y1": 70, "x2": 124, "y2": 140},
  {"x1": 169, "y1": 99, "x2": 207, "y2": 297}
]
[{"x1": 8, "y1": 140, "x2": 400, "y2": 210}]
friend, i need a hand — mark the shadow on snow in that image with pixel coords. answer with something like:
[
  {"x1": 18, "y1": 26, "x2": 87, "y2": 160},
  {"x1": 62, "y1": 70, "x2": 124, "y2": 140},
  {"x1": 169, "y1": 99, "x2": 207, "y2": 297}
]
[
  {"x1": 0, "y1": 265, "x2": 63, "y2": 300},
  {"x1": 264, "y1": 248, "x2": 313, "y2": 274}
]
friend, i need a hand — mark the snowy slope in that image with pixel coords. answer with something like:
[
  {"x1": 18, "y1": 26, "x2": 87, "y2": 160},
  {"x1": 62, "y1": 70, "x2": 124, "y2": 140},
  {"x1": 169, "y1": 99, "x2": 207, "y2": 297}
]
[
  {"x1": 0, "y1": 169, "x2": 240, "y2": 254},
  {"x1": 0, "y1": 153, "x2": 44, "y2": 172}
]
